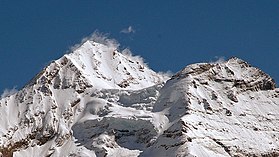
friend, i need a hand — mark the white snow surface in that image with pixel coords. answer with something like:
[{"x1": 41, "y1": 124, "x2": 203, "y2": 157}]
[{"x1": 0, "y1": 40, "x2": 278, "y2": 157}]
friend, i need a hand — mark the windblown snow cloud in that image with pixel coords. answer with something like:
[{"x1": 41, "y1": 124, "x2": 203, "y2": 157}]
[
  {"x1": 211, "y1": 56, "x2": 226, "y2": 64},
  {"x1": 1, "y1": 87, "x2": 17, "y2": 99},
  {"x1": 121, "y1": 48, "x2": 147, "y2": 67},
  {"x1": 68, "y1": 30, "x2": 149, "y2": 69},
  {"x1": 120, "y1": 26, "x2": 135, "y2": 34},
  {"x1": 69, "y1": 31, "x2": 120, "y2": 52},
  {"x1": 67, "y1": 30, "x2": 173, "y2": 79},
  {"x1": 158, "y1": 71, "x2": 173, "y2": 80}
]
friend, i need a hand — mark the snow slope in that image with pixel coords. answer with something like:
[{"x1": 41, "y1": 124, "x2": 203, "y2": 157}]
[
  {"x1": 143, "y1": 58, "x2": 279, "y2": 156},
  {"x1": 0, "y1": 39, "x2": 278, "y2": 157}
]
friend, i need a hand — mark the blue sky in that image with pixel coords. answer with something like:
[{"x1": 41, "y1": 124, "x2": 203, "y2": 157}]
[{"x1": 0, "y1": 1, "x2": 279, "y2": 92}]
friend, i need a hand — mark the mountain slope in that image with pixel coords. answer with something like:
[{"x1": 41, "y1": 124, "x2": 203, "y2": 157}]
[
  {"x1": 143, "y1": 57, "x2": 279, "y2": 156},
  {"x1": 0, "y1": 40, "x2": 278, "y2": 157},
  {"x1": 0, "y1": 40, "x2": 167, "y2": 157}
]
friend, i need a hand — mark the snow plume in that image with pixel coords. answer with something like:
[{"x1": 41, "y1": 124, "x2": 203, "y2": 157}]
[
  {"x1": 68, "y1": 30, "x2": 151, "y2": 69},
  {"x1": 1, "y1": 87, "x2": 17, "y2": 99},
  {"x1": 158, "y1": 71, "x2": 173, "y2": 81},
  {"x1": 121, "y1": 48, "x2": 148, "y2": 67},
  {"x1": 88, "y1": 31, "x2": 120, "y2": 48},
  {"x1": 121, "y1": 48, "x2": 171, "y2": 79},
  {"x1": 211, "y1": 56, "x2": 226, "y2": 64},
  {"x1": 69, "y1": 31, "x2": 120, "y2": 52},
  {"x1": 120, "y1": 26, "x2": 135, "y2": 34}
]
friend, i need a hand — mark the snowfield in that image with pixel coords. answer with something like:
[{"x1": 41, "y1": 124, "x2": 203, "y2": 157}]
[{"x1": 0, "y1": 39, "x2": 278, "y2": 157}]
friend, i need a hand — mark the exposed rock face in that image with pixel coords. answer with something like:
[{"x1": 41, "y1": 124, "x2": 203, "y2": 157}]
[{"x1": 0, "y1": 41, "x2": 278, "y2": 157}]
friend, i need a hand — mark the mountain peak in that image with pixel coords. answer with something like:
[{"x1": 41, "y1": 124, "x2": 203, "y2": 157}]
[
  {"x1": 26, "y1": 40, "x2": 167, "y2": 93},
  {"x1": 172, "y1": 57, "x2": 276, "y2": 91},
  {"x1": 1, "y1": 37, "x2": 278, "y2": 157}
]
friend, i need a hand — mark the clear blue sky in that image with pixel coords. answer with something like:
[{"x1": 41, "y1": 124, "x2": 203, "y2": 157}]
[{"x1": 0, "y1": 0, "x2": 278, "y2": 92}]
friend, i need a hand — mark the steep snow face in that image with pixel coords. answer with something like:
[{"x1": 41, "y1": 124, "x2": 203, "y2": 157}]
[
  {"x1": 0, "y1": 43, "x2": 278, "y2": 157},
  {"x1": 144, "y1": 57, "x2": 279, "y2": 157},
  {"x1": 0, "y1": 40, "x2": 167, "y2": 157},
  {"x1": 58, "y1": 41, "x2": 164, "y2": 90},
  {"x1": 26, "y1": 40, "x2": 166, "y2": 94},
  {"x1": 67, "y1": 41, "x2": 165, "y2": 90}
]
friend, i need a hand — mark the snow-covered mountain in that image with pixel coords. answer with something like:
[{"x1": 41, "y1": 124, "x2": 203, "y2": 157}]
[{"x1": 0, "y1": 39, "x2": 278, "y2": 157}]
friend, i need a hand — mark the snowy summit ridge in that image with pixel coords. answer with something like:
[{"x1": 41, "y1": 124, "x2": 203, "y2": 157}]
[
  {"x1": 0, "y1": 37, "x2": 278, "y2": 157},
  {"x1": 28, "y1": 40, "x2": 166, "y2": 91}
]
